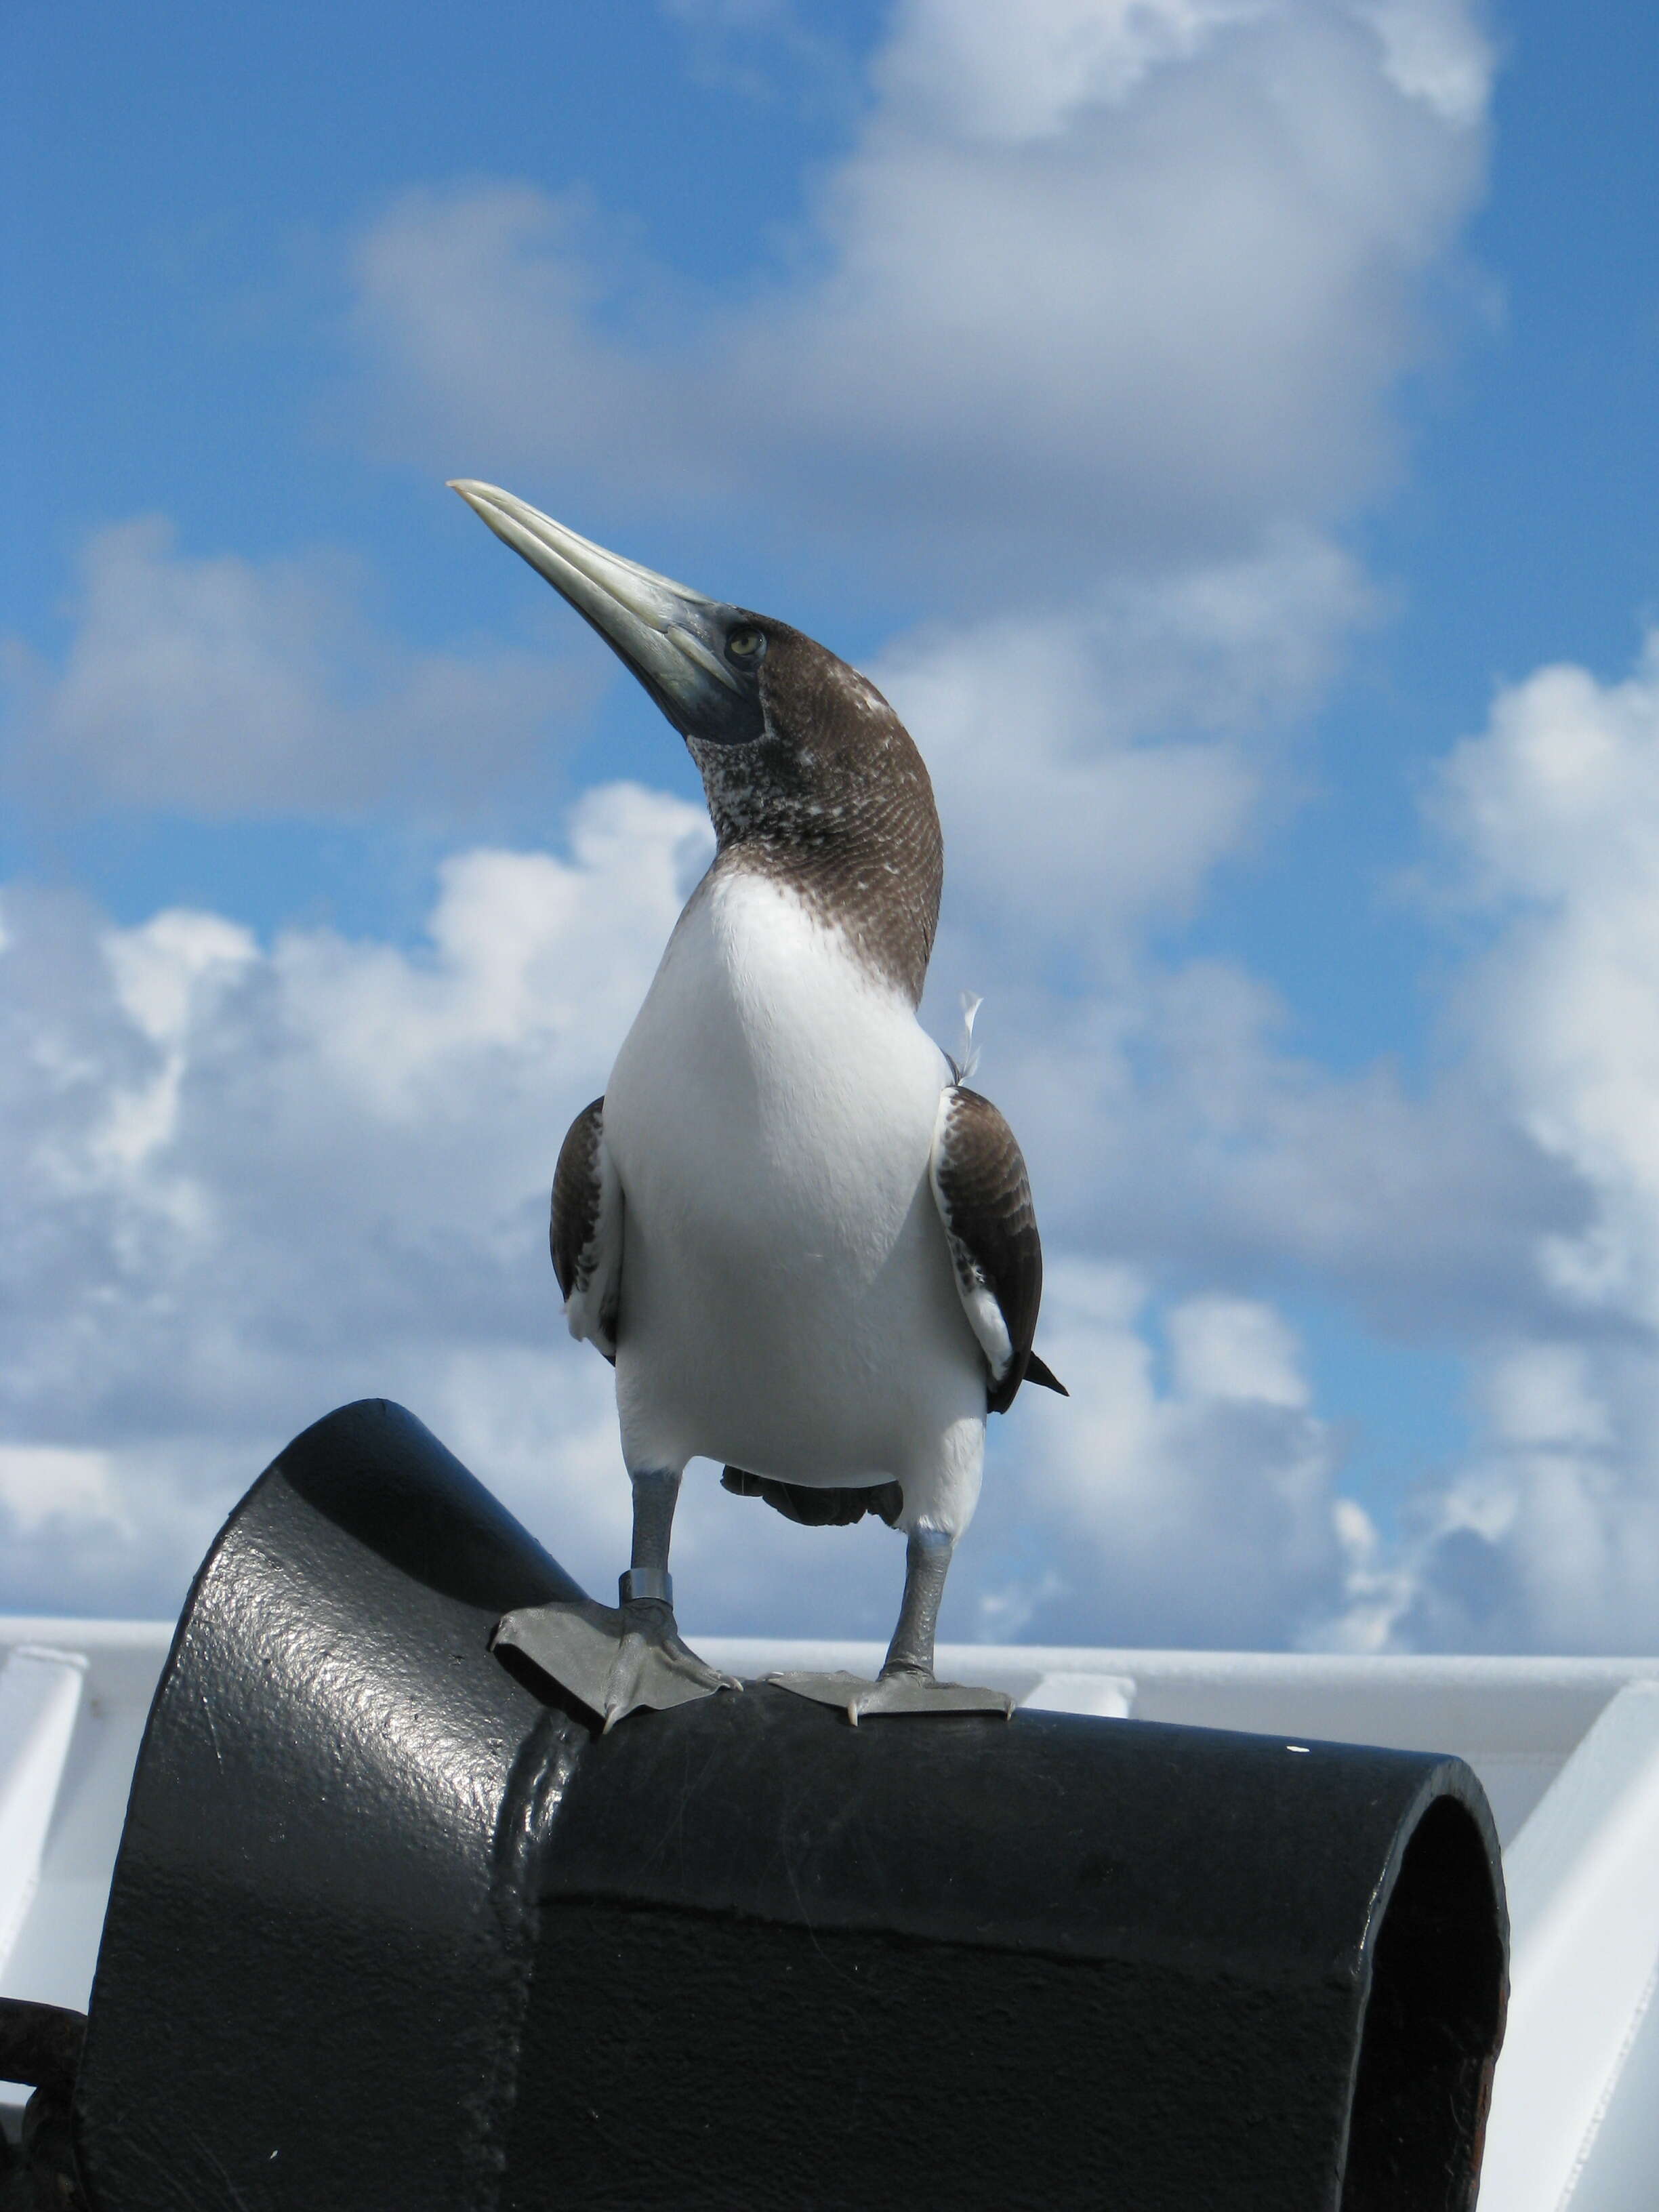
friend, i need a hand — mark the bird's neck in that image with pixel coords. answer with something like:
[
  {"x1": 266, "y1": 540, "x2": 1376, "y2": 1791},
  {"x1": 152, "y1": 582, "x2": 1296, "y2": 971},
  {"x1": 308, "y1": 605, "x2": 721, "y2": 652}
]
[{"x1": 689, "y1": 731, "x2": 943, "y2": 1007}]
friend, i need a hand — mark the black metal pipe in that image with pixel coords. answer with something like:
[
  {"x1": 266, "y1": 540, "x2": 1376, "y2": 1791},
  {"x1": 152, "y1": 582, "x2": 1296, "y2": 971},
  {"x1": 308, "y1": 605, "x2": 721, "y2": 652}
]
[{"x1": 73, "y1": 1400, "x2": 1507, "y2": 2210}]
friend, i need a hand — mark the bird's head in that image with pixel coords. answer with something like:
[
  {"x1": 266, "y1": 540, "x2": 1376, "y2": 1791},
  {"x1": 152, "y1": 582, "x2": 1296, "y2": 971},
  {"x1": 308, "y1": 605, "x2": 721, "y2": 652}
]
[{"x1": 450, "y1": 481, "x2": 942, "y2": 1000}]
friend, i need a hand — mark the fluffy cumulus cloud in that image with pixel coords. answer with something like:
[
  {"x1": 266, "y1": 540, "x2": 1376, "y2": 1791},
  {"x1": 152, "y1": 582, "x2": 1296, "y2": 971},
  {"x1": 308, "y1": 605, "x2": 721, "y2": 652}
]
[
  {"x1": 983, "y1": 956, "x2": 1585, "y2": 1348},
  {"x1": 1330, "y1": 636, "x2": 1659, "y2": 1653},
  {"x1": 351, "y1": 0, "x2": 1493, "y2": 578},
  {"x1": 1, "y1": 517, "x2": 581, "y2": 815},
  {"x1": 0, "y1": 785, "x2": 713, "y2": 1612},
  {"x1": 884, "y1": 528, "x2": 1376, "y2": 982},
  {"x1": 971, "y1": 1264, "x2": 1349, "y2": 1648}
]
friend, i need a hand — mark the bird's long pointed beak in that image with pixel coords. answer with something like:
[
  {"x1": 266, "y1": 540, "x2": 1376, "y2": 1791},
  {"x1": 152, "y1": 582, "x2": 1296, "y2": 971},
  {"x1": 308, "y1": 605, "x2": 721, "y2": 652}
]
[{"x1": 449, "y1": 480, "x2": 762, "y2": 747}]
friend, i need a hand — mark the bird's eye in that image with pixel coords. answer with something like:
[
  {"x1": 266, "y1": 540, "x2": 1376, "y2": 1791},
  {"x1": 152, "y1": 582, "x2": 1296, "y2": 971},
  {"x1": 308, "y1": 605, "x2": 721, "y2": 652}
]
[{"x1": 725, "y1": 626, "x2": 766, "y2": 668}]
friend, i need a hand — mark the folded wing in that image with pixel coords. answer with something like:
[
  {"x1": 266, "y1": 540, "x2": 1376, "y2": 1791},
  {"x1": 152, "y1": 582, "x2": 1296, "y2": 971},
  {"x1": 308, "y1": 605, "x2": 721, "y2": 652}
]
[
  {"x1": 551, "y1": 1097, "x2": 623, "y2": 1362},
  {"x1": 930, "y1": 1085, "x2": 1066, "y2": 1415}
]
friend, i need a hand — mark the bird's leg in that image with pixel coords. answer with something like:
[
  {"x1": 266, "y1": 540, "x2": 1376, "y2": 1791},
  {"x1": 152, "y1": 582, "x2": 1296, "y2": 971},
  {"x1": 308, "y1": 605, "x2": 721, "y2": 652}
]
[
  {"x1": 880, "y1": 1528, "x2": 953, "y2": 1681},
  {"x1": 770, "y1": 1526, "x2": 1014, "y2": 1725},
  {"x1": 602, "y1": 1469, "x2": 742, "y2": 1732},
  {"x1": 491, "y1": 1467, "x2": 741, "y2": 1731},
  {"x1": 621, "y1": 1466, "x2": 680, "y2": 1605}
]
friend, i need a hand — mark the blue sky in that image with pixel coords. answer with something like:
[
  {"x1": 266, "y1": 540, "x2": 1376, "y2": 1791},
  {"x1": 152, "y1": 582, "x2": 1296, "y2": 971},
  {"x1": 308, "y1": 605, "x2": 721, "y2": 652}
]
[{"x1": 5, "y1": 1, "x2": 1659, "y2": 1652}]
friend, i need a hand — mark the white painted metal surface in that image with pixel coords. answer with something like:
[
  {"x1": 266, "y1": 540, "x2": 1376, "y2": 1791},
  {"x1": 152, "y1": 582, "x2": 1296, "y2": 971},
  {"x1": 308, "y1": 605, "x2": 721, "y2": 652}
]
[
  {"x1": 1481, "y1": 1681, "x2": 1659, "y2": 2211},
  {"x1": 3, "y1": 1615, "x2": 1658, "y2": 2207},
  {"x1": 0, "y1": 1646, "x2": 87, "y2": 1980},
  {"x1": 0, "y1": 1620, "x2": 170, "y2": 2113}
]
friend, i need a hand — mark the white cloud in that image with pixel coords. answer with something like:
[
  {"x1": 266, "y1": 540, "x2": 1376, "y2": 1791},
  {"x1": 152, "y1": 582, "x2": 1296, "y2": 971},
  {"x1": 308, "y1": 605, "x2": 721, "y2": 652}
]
[
  {"x1": 0, "y1": 1439, "x2": 214, "y2": 1620},
  {"x1": 872, "y1": 0, "x2": 1269, "y2": 144},
  {"x1": 1167, "y1": 1292, "x2": 1309, "y2": 1405},
  {"x1": 350, "y1": 0, "x2": 1492, "y2": 582},
  {"x1": 1478, "y1": 1343, "x2": 1611, "y2": 1451},
  {"x1": 969, "y1": 1258, "x2": 1349, "y2": 1647},
  {"x1": 884, "y1": 527, "x2": 1373, "y2": 968},
  {"x1": 0, "y1": 785, "x2": 712, "y2": 1613},
  {"x1": 1, "y1": 516, "x2": 583, "y2": 816},
  {"x1": 1353, "y1": 0, "x2": 1496, "y2": 127},
  {"x1": 1435, "y1": 634, "x2": 1659, "y2": 1330},
  {"x1": 0, "y1": 1445, "x2": 125, "y2": 1538},
  {"x1": 1306, "y1": 635, "x2": 1659, "y2": 1653},
  {"x1": 940, "y1": 949, "x2": 1582, "y2": 1354}
]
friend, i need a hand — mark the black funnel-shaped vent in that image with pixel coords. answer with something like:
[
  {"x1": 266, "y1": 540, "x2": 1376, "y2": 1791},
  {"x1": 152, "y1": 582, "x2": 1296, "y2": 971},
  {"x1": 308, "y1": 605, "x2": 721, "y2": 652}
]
[{"x1": 68, "y1": 1401, "x2": 1506, "y2": 2210}]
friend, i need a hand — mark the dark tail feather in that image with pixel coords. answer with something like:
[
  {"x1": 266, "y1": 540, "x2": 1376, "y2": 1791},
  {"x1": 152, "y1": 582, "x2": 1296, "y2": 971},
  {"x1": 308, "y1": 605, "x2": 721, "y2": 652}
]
[
  {"x1": 722, "y1": 1467, "x2": 904, "y2": 1528},
  {"x1": 1023, "y1": 1351, "x2": 1069, "y2": 1397}
]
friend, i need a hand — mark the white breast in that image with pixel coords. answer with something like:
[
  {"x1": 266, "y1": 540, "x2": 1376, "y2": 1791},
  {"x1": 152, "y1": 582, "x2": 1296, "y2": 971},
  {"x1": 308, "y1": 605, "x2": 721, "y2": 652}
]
[{"x1": 600, "y1": 869, "x2": 982, "y2": 1486}]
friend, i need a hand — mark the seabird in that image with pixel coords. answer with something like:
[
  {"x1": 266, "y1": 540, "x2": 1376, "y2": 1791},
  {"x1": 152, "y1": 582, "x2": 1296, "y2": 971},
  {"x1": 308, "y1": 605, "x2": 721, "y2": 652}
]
[{"x1": 451, "y1": 481, "x2": 1065, "y2": 1727}]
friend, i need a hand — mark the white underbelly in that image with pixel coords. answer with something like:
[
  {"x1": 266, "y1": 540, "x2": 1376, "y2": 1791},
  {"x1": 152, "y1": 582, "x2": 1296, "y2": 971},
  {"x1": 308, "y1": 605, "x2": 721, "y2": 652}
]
[{"x1": 601, "y1": 872, "x2": 981, "y2": 1480}]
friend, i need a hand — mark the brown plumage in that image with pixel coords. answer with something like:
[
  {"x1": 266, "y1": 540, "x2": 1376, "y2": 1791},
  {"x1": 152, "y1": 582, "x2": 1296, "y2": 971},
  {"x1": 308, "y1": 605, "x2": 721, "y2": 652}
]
[
  {"x1": 689, "y1": 618, "x2": 943, "y2": 1007},
  {"x1": 550, "y1": 1097, "x2": 617, "y2": 1361},
  {"x1": 933, "y1": 1084, "x2": 1067, "y2": 1416}
]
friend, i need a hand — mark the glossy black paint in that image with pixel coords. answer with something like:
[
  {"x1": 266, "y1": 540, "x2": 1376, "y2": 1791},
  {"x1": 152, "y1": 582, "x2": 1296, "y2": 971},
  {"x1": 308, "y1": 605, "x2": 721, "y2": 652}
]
[{"x1": 72, "y1": 1401, "x2": 1507, "y2": 2210}]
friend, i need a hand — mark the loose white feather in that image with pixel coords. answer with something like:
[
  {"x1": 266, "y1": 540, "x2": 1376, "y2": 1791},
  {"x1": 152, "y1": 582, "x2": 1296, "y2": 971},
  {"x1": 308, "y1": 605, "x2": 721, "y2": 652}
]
[{"x1": 947, "y1": 990, "x2": 983, "y2": 1086}]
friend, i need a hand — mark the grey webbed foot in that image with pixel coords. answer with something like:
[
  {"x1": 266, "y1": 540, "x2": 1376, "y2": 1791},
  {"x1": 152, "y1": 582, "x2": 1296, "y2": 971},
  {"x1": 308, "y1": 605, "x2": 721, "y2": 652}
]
[
  {"x1": 770, "y1": 1523, "x2": 1011, "y2": 1723},
  {"x1": 493, "y1": 1597, "x2": 741, "y2": 1732},
  {"x1": 769, "y1": 1666, "x2": 1015, "y2": 1726}
]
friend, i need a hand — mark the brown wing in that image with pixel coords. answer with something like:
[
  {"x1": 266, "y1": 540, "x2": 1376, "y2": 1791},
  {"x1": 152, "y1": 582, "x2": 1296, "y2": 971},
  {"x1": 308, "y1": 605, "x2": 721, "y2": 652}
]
[
  {"x1": 930, "y1": 1085, "x2": 1065, "y2": 1416},
  {"x1": 551, "y1": 1097, "x2": 621, "y2": 1362}
]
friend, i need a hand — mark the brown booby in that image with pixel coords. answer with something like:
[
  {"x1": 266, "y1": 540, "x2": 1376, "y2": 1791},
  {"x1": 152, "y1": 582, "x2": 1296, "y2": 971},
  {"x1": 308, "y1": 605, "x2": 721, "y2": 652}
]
[{"x1": 451, "y1": 482, "x2": 1065, "y2": 1727}]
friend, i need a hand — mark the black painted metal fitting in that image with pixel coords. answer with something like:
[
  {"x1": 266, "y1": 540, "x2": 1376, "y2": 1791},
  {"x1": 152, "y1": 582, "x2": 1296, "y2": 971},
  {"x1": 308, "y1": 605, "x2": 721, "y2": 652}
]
[
  {"x1": 71, "y1": 1401, "x2": 1507, "y2": 2210},
  {"x1": 0, "y1": 1999, "x2": 89, "y2": 2210}
]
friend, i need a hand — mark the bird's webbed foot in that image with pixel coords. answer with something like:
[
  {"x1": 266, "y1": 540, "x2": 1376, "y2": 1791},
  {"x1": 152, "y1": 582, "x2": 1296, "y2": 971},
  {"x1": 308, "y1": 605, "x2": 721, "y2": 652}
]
[
  {"x1": 603, "y1": 1597, "x2": 743, "y2": 1732},
  {"x1": 769, "y1": 1664, "x2": 1015, "y2": 1726},
  {"x1": 769, "y1": 1523, "x2": 1012, "y2": 1723},
  {"x1": 493, "y1": 1595, "x2": 741, "y2": 1733}
]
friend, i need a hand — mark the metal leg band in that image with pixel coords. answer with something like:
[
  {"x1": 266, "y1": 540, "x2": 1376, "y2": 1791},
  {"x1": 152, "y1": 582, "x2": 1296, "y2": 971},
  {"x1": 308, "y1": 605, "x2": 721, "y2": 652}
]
[{"x1": 619, "y1": 1568, "x2": 673, "y2": 1605}]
